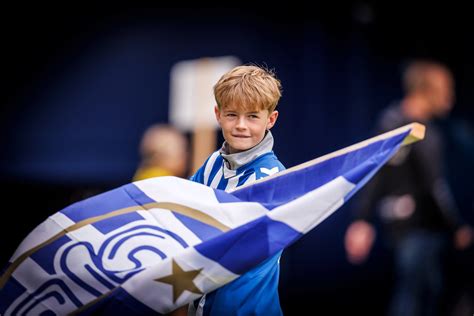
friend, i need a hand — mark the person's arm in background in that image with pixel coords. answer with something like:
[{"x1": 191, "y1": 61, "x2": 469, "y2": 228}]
[
  {"x1": 344, "y1": 118, "x2": 391, "y2": 265},
  {"x1": 345, "y1": 172, "x2": 383, "y2": 264},
  {"x1": 410, "y1": 132, "x2": 473, "y2": 249}
]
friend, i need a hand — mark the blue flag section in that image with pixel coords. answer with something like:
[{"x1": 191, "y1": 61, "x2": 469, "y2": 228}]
[{"x1": 0, "y1": 123, "x2": 424, "y2": 315}]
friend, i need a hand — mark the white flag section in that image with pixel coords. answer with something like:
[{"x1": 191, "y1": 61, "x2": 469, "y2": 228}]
[{"x1": 0, "y1": 123, "x2": 425, "y2": 315}]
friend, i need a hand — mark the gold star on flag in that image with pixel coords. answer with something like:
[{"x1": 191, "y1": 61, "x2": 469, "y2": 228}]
[{"x1": 155, "y1": 259, "x2": 203, "y2": 303}]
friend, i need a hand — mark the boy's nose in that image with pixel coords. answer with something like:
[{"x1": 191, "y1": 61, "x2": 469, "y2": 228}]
[{"x1": 235, "y1": 117, "x2": 247, "y2": 129}]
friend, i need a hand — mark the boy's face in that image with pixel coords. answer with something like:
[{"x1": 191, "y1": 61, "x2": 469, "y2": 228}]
[{"x1": 215, "y1": 105, "x2": 278, "y2": 154}]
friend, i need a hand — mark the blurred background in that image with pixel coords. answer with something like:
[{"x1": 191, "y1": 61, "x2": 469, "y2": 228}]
[{"x1": 1, "y1": 3, "x2": 473, "y2": 315}]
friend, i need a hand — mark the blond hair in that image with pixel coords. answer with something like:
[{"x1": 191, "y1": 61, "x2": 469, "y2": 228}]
[{"x1": 213, "y1": 65, "x2": 282, "y2": 112}]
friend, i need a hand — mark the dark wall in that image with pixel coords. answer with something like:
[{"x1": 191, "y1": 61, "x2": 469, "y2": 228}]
[{"x1": 1, "y1": 3, "x2": 473, "y2": 315}]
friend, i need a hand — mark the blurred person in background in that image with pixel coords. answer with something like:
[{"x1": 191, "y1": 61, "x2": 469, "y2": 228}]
[
  {"x1": 133, "y1": 124, "x2": 189, "y2": 181},
  {"x1": 344, "y1": 59, "x2": 472, "y2": 316}
]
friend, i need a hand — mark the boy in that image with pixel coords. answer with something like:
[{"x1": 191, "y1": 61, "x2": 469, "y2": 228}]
[{"x1": 189, "y1": 65, "x2": 285, "y2": 315}]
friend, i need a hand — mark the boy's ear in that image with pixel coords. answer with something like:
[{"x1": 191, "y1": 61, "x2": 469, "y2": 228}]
[
  {"x1": 266, "y1": 110, "x2": 279, "y2": 130},
  {"x1": 214, "y1": 106, "x2": 222, "y2": 125}
]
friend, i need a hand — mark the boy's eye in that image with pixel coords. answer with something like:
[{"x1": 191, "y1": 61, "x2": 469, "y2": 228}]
[
  {"x1": 249, "y1": 114, "x2": 259, "y2": 119},
  {"x1": 226, "y1": 113, "x2": 237, "y2": 117}
]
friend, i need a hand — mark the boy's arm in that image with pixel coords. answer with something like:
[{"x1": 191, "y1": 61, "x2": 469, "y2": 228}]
[
  {"x1": 189, "y1": 166, "x2": 204, "y2": 183},
  {"x1": 189, "y1": 151, "x2": 223, "y2": 185},
  {"x1": 189, "y1": 154, "x2": 213, "y2": 184},
  {"x1": 236, "y1": 160, "x2": 285, "y2": 188},
  {"x1": 253, "y1": 157, "x2": 286, "y2": 181}
]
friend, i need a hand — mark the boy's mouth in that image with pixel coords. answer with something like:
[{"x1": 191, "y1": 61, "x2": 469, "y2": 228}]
[{"x1": 232, "y1": 135, "x2": 250, "y2": 138}]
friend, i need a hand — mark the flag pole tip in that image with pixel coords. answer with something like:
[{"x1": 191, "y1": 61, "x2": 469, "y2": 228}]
[{"x1": 402, "y1": 122, "x2": 425, "y2": 146}]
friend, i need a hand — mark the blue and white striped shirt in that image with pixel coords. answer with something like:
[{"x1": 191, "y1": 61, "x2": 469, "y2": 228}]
[
  {"x1": 190, "y1": 131, "x2": 285, "y2": 316},
  {"x1": 191, "y1": 131, "x2": 284, "y2": 191}
]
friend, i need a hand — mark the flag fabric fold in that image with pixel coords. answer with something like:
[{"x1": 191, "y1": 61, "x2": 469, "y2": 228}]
[{"x1": 0, "y1": 123, "x2": 424, "y2": 315}]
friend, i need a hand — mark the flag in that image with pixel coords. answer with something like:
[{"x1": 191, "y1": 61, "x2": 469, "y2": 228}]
[{"x1": 0, "y1": 123, "x2": 424, "y2": 315}]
